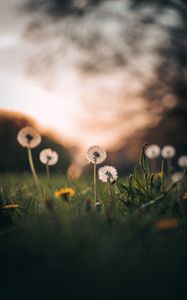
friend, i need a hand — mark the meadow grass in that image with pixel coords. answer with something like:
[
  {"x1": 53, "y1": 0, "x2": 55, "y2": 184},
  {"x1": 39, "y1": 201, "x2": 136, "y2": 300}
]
[{"x1": 0, "y1": 148, "x2": 187, "y2": 299}]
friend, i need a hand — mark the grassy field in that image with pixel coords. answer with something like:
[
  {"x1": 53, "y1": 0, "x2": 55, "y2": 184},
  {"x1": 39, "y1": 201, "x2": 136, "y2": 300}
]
[{"x1": 0, "y1": 151, "x2": 187, "y2": 299}]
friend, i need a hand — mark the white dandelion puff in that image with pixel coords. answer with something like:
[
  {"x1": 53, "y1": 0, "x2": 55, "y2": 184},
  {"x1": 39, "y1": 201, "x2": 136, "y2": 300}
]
[
  {"x1": 17, "y1": 126, "x2": 43, "y2": 199},
  {"x1": 178, "y1": 155, "x2": 187, "y2": 168},
  {"x1": 86, "y1": 145, "x2": 107, "y2": 165},
  {"x1": 145, "y1": 144, "x2": 161, "y2": 159},
  {"x1": 98, "y1": 165, "x2": 118, "y2": 184},
  {"x1": 86, "y1": 145, "x2": 107, "y2": 204},
  {"x1": 171, "y1": 172, "x2": 183, "y2": 184},
  {"x1": 40, "y1": 148, "x2": 58, "y2": 166},
  {"x1": 17, "y1": 126, "x2": 41, "y2": 149},
  {"x1": 161, "y1": 145, "x2": 176, "y2": 159}
]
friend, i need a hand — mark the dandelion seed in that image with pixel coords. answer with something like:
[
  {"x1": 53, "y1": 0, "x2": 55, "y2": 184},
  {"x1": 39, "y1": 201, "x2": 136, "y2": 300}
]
[
  {"x1": 161, "y1": 145, "x2": 176, "y2": 158},
  {"x1": 178, "y1": 155, "x2": 187, "y2": 168},
  {"x1": 171, "y1": 172, "x2": 183, "y2": 184},
  {"x1": 55, "y1": 188, "x2": 75, "y2": 201},
  {"x1": 17, "y1": 126, "x2": 41, "y2": 149},
  {"x1": 145, "y1": 144, "x2": 160, "y2": 159},
  {"x1": 98, "y1": 166, "x2": 118, "y2": 184},
  {"x1": 86, "y1": 145, "x2": 107, "y2": 165},
  {"x1": 86, "y1": 145, "x2": 107, "y2": 204}
]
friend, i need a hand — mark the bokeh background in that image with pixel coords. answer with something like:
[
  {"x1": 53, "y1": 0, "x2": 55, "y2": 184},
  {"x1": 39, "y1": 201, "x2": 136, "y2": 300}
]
[{"x1": 0, "y1": 0, "x2": 187, "y2": 174}]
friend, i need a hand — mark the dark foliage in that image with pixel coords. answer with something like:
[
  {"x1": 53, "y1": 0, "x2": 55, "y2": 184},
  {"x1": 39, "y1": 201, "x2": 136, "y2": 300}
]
[{"x1": 0, "y1": 112, "x2": 71, "y2": 173}]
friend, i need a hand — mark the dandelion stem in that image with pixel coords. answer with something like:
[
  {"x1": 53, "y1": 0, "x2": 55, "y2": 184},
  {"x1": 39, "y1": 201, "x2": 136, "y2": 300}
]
[
  {"x1": 46, "y1": 163, "x2": 50, "y2": 180},
  {"x1": 94, "y1": 160, "x2": 97, "y2": 203},
  {"x1": 108, "y1": 181, "x2": 113, "y2": 204},
  {"x1": 166, "y1": 158, "x2": 172, "y2": 177},
  {"x1": 27, "y1": 147, "x2": 43, "y2": 200}
]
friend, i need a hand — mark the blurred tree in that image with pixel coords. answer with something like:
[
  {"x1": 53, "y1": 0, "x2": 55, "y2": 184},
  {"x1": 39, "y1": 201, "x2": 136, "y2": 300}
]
[
  {"x1": 0, "y1": 111, "x2": 71, "y2": 173},
  {"x1": 23, "y1": 0, "x2": 187, "y2": 171}
]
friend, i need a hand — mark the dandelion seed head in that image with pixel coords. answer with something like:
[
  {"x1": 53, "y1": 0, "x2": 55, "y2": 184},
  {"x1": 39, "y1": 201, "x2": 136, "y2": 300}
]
[
  {"x1": 178, "y1": 155, "x2": 187, "y2": 168},
  {"x1": 161, "y1": 145, "x2": 176, "y2": 158},
  {"x1": 86, "y1": 145, "x2": 107, "y2": 164},
  {"x1": 145, "y1": 144, "x2": 160, "y2": 159},
  {"x1": 98, "y1": 165, "x2": 118, "y2": 184},
  {"x1": 171, "y1": 172, "x2": 183, "y2": 184},
  {"x1": 40, "y1": 148, "x2": 58, "y2": 166},
  {"x1": 17, "y1": 126, "x2": 41, "y2": 148}
]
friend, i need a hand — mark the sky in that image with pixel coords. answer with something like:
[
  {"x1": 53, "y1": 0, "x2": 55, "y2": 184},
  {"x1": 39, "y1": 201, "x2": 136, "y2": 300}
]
[{"x1": 0, "y1": 0, "x2": 180, "y2": 153}]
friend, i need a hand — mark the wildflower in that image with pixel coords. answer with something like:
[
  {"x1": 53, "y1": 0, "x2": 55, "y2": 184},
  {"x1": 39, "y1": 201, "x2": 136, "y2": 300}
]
[
  {"x1": 98, "y1": 166, "x2": 118, "y2": 184},
  {"x1": 98, "y1": 166, "x2": 118, "y2": 212},
  {"x1": 17, "y1": 126, "x2": 41, "y2": 149},
  {"x1": 17, "y1": 127, "x2": 43, "y2": 201},
  {"x1": 40, "y1": 148, "x2": 58, "y2": 179},
  {"x1": 178, "y1": 155, "x2": 187, "y2": 168},
  {"x1": 161, "y1": 145, "x2": 176, "y2": 159},
  {"x1": 86, "y1": 145, "x2": 107, "y2": 204},
  {"x1": 3, "y1": 204, "x2": 19, "y2": 209},
  {"x1": 171, "y1": 172, "x2": 183, "y2": 184},
  {"x1": 55, "y1": 188, "x2": 75, "y2": 200},
  {"x1": 145, "y1": 144, "x2": 160, "y2": 159},
  {"x1": 155, "y1": 218, "x2": 180, "y2": 231},
  {"x1": 157, "y1": 171, "x2": 163, "y2": 178},
  {"x1": 86, "y1": 145, "x2": 107, "y2": 165},
  {"x1": 40, "y1": 148, "x2": 58, "y2": 166}
]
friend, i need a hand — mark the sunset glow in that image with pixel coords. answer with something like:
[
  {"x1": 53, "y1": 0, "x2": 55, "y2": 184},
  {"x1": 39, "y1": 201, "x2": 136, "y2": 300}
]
[{"x1": 0, "y1": 0, "x2": 181, "y2": 156}]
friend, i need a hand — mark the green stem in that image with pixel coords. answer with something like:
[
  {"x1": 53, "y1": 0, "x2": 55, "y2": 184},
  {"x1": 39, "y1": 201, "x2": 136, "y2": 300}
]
[
  {"x1": 166, "y1": 158, "x2": 172, "y2": 178},
  {"x1": 107, "y1": 181, "x2": 114, "y2": 220},
  {"x1": 27, "y1": 147, "x2": 43, "y2": 200},
  {"x1": 94, "y1": 161, "x2": 97, "y2": 204},
  {"x1": 46, "y1": 163, "x2": 50, "y2": 180},
  {"x1": 108, "y1": 181, "x2": 113, "y2": 205}
]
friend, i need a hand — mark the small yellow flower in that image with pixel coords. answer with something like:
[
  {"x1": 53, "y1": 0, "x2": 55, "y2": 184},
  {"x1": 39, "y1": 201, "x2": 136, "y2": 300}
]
[
  {"x1": 154, "y1": 218, "x2": 179, "y2": 231},
  {"x1": 182, "y1": 193, "x2": 187, "y2": 200},
  {"x1": 156, "y1": 171, "x2": 163, "y2": 178},
  {"x1": 3, "y1": 204, "x2": 19, "y2": 209},
  {"x1": 54, "y1": 188, "x2": 75, "y2": 199}
]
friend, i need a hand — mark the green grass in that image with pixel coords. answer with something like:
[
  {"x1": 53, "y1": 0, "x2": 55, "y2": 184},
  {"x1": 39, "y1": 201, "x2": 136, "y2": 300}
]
[{"x1": 0, "y1": 149, "x2": 187, "y2": 300}]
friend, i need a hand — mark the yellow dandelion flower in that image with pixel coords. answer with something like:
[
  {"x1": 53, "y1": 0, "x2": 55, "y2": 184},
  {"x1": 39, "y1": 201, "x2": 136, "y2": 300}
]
[
  {"x1": 154, "y1": 218, "x2": 179, "y2": 231},
  {"x1": 3, "y1": 204, "x2": 19, "y2": 209},
  {"x1": 54, "y1": 188, "x2": 75, "y2": 199},
  {"x1": 156, "y1": 171, "x2": 163, "y2": 178}
]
